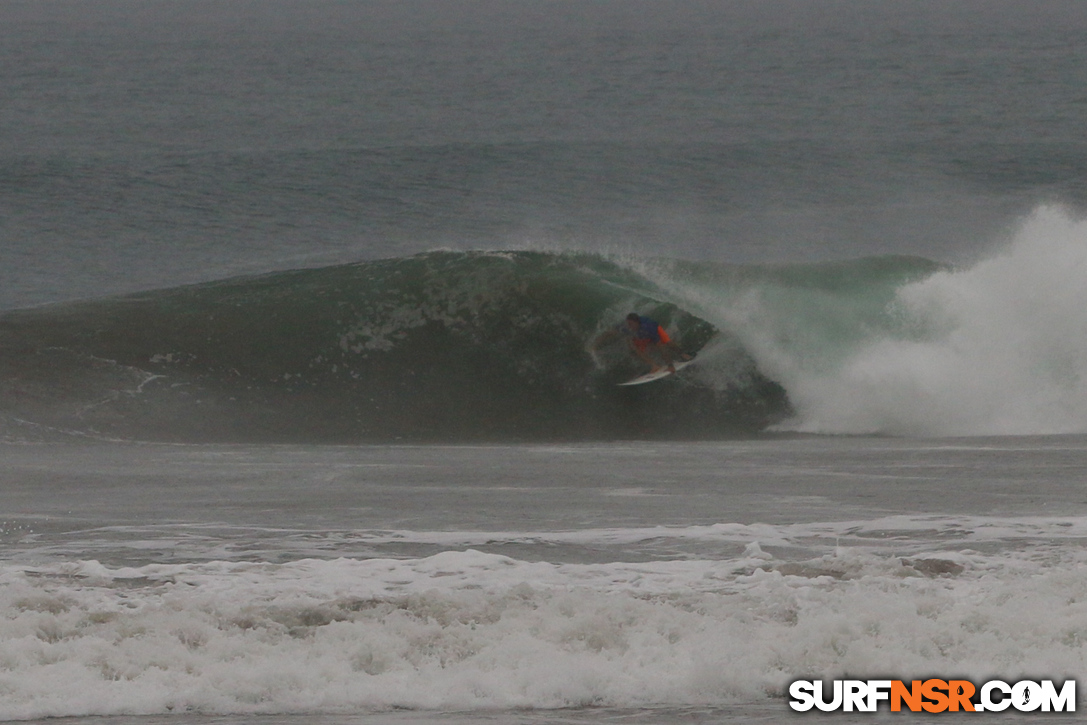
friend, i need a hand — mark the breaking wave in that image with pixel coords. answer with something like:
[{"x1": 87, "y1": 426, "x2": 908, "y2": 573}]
[
  {"x1": 654, "y1": 205, "x2": 1087, "y2": 436},
  {"x1": 5, "y1": 206, "x2": 1084, "y2": 442}
]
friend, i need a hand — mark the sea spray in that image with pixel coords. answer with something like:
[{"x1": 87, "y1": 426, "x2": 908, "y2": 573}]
[
  {"x1": 649, "y1": 205, "x2": 1087, "y2": 436},
  {"x1": 782, "y1": 206, "x2": 1087, "y2": 435}
]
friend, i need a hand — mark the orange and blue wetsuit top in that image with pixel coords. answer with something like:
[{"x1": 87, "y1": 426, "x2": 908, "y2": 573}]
[{"x1": 627, "y1": 315, "x2": 671, "y2": 351}]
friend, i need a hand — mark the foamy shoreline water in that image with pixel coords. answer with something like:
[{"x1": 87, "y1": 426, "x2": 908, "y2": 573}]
[
  {"x1": 3, "y1": 439, "x2": 1087, "y2": 720},
  {"x1": 4, "y1": 543, "x2": 1085, "y2": 719},
  {"x1": 13, "y1": 706, "x2": 1082, "y2": 725}
]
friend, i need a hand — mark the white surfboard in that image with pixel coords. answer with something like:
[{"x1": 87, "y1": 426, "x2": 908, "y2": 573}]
[{"x1": 618, "y1": 359, "x2": 694, "y2": 386}]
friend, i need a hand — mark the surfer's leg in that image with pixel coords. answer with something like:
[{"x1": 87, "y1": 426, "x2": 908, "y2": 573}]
[
  {"x1": 667, "y1": 341, "x2": 691, "y2": 362},
  {"x1": 631, "y1": 339, "x2": 660, "y2": 372},
  {"x1": 659, "y1": 343, "x2": 676, "y2": 373}
]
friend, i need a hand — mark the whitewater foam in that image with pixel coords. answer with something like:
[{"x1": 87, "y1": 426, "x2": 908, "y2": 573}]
[
  {"x1": 5, "y1": 437, "x2": 1087, "y2": 720},
  {"x1": 3, "y1": 522, "x2": 1086, "y2": 720},
  {"x1": 655, "y1": 205, "x2": 1087, "y2": 436}
]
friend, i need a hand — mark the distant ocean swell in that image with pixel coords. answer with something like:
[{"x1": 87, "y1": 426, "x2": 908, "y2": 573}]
[{"x1": 2, "y1": 204, "x2": 1085, "y2": 442}]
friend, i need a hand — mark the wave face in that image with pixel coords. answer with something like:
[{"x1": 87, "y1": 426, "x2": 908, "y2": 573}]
[{"x1": 0, "y1": 251, "x2": 787, "y2": 442}]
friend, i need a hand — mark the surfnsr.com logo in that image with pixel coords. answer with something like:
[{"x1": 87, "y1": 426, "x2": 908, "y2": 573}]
[{"x1": 789, "y1": 679, "x2": 1076, "y2": 713}]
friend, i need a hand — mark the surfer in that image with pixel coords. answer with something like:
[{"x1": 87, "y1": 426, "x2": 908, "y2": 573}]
[{"x1": 594, "y1": 313, "x2": 690, "y2": 374}]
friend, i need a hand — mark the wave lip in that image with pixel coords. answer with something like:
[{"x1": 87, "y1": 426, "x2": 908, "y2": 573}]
[{"x1": 0, "y1": 251, "x2": 788, "y2": 443}]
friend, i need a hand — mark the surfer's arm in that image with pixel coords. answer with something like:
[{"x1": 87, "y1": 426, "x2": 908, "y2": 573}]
[{"x1": 591, "y1": 328, "x2": 621, "y2": 351}]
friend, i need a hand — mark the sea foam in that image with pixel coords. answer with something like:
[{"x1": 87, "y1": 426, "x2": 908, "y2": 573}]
[{"x1": 2, "y1": 521, "x2": 1086, "y2": 719}]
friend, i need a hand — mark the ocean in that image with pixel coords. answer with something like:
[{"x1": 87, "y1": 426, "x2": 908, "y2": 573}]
[{"x1": 2, "y1": 0, "x2": 1087, "y2": 721}]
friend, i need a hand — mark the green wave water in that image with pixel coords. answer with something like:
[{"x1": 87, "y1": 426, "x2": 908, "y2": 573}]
[{"x1": 0, "y1": 251, "x2": 782, "y2": 442}]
